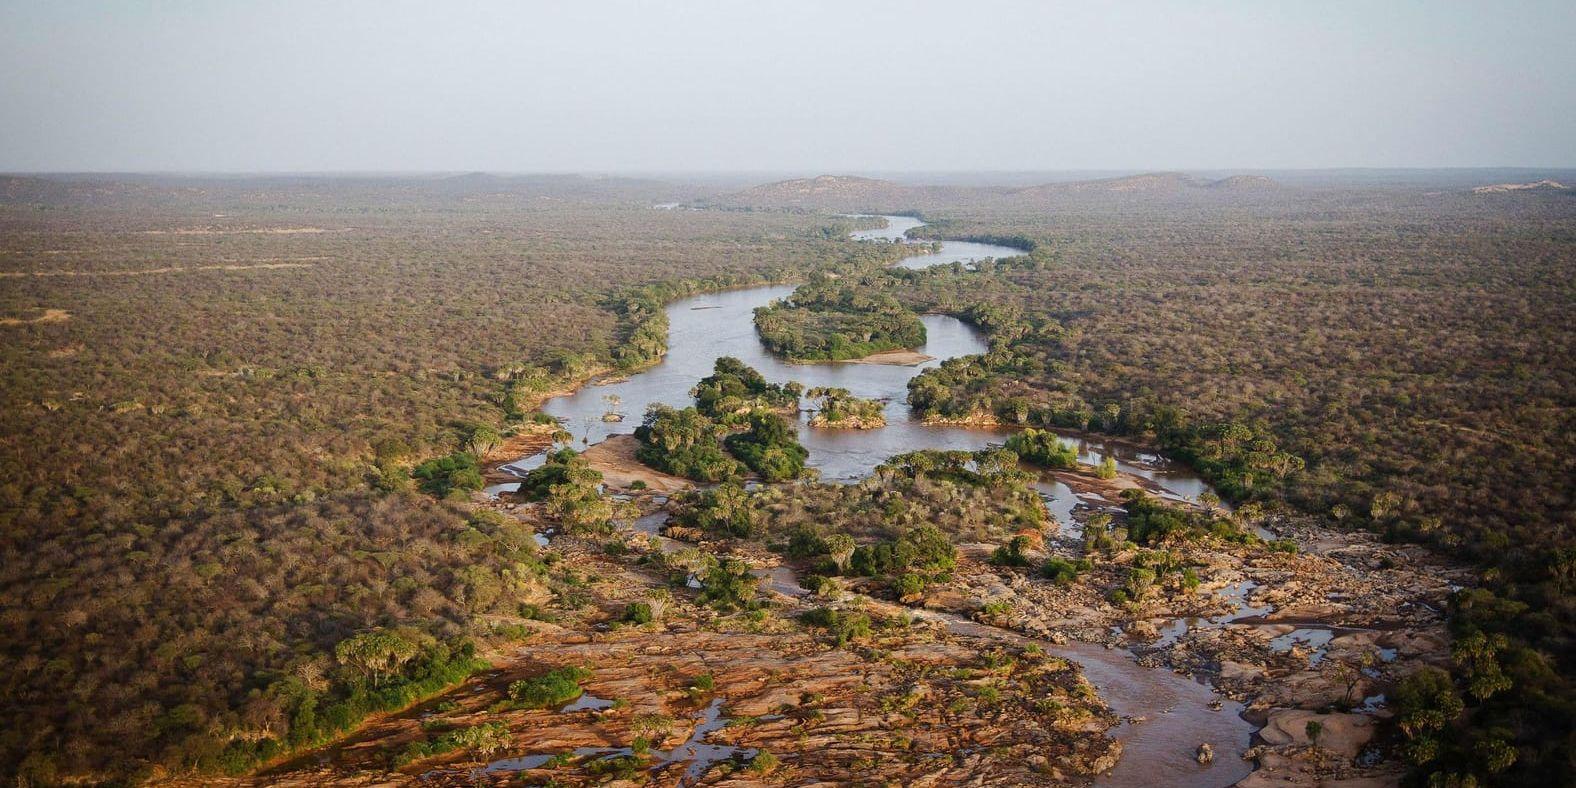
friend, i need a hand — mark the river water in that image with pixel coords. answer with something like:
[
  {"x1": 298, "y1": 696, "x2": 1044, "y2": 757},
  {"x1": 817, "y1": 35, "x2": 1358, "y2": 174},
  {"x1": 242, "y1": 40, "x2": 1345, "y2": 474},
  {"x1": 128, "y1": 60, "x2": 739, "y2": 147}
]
[
  {"x1": 489, "y1": 215, "x2": 1209, "y2": 508},
  {"x1": 491, "y1": 216, "x2": 1256, "y2": 786}
]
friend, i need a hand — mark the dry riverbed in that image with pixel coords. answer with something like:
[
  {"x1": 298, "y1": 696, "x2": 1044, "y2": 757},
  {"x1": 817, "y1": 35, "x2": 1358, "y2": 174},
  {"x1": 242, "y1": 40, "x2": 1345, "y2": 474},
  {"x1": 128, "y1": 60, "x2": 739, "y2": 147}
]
[
  {"x1": 238, "y1": 509, "x2": 1121, "y2": 786},
  {"x1": 245, "y1": 445, "x2": 1464, "y2": 788},
  {"x1": 926, "y1": 503, "x2": 1464, "y2": 787}
]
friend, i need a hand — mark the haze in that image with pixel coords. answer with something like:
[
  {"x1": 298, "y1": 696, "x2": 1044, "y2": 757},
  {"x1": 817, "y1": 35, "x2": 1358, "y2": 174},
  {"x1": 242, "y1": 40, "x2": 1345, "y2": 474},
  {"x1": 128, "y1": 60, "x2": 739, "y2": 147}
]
[{"x1": 2, "y1": 0, "x2": 1574, "y2": 172}]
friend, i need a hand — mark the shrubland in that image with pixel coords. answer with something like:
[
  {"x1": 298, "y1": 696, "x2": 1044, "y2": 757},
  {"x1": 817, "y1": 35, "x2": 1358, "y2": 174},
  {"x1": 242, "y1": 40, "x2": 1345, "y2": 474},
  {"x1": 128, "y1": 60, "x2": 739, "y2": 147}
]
[
  {"x1": 0, "y1": 177, "x2": 911, "y2": 781},
  {"x1": 812, "y1": 185, "x2": 1576, "y2": 787}
]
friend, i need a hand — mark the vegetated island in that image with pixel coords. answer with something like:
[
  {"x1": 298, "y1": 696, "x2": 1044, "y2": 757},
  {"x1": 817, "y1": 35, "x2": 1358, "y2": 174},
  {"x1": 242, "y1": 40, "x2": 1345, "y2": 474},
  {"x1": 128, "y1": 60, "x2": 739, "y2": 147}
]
[
  {"x1": 753, "y1": 274, "x2": 926, "y2": 362},
  {"x1": 633, "y1": 357, "x2": 813, "y2": 483},
  {"x1": 806, "y1": 386, "x2": 887, "y2": 429}
]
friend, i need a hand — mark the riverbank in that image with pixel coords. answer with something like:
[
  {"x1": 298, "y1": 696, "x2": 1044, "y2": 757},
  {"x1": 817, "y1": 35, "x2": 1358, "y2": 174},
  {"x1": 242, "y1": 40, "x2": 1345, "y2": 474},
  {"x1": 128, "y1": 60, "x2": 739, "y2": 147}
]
[
  {"x1": 231, "y1": 518, "x2": 1125, "y2": 786},
  {"x1": 580, "y1": 435, "x2": 693, "y2": 492},
  {"x1": 258, "y1": 214, "x2": 1457, "y2": 787},
  {"x1": 842, "y1": 348, "x2": 935, "y2": 366}
]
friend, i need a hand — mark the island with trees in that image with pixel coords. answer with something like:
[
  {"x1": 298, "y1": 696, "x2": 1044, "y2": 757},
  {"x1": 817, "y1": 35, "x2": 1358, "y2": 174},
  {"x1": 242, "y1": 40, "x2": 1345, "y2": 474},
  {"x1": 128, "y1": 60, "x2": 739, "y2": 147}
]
[
  {"x1": 753, "y1": 274, "x2": 926, "y2": 362},
  {"x1": 805, "y1": 386, "x2": 886, "y2": 428}
]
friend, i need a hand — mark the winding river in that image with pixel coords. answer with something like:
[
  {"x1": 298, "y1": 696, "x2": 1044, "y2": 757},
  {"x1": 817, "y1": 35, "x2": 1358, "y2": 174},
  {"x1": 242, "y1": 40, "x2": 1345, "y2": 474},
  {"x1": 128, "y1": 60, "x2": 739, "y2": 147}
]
[{"x1": 493, "y1": 216, "x2": 1258, "y2": 786}]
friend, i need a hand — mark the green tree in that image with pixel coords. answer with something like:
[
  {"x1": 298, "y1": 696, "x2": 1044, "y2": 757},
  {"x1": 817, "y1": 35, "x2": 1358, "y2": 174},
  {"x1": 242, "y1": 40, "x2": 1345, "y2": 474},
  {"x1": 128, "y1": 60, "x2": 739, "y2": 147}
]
[
  {"x1": 334, "y1": 629, "x2": 421, "y2": 687},
  {"x1": 1452, "y1": 631, "x2": 1513, "y2": 702},
  {"x1": 1394, "y1": 667, "x2": 1464, "y2": 766}
]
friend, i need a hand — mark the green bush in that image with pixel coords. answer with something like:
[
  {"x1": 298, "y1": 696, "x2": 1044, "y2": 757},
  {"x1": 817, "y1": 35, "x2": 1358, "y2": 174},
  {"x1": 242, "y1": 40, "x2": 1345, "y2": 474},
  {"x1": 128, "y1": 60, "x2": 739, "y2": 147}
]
[
  {"x1": 991, "y1": 534, "x2": 1034, "y2": 567},
  {"x1": 1005, "y1": 429, "x2": 1078, "y2": 469},
  {"x1": 798, "y1": 607, "x2": 872, "y2": 645},
  {"x1": 724, "y1": 412, "x2": 809, "y2": 482},
  {"x1": 692, "y1": 356, "x2": 799, "y2": 420},
  {"x1": 634, "y1": 404, "x2": 744, "y2": 482},
  {"x1": 508, "y1": 666, "x2": 592, "y2": 709},
  {"x1": 1042, "y1": 557, "x2": 1091, "y2": 585},
  {"x1": 696, "y1": 558, "x2": 760, "y2": 612},
  {"x1": 396, "y1": 722, "x2": 512, "y2": 766},
  {"x1": 411, "y1": 452, "x2": 485, "y2": 496}
]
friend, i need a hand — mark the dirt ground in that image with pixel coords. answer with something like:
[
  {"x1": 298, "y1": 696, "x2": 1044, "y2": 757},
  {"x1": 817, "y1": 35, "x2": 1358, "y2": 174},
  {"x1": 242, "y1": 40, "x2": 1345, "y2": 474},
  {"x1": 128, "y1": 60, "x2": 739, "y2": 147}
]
[
  {"x1": 0, "y1": 307, "x2": 70, "y2": 325},
  {"x1": 581, "y1": 434, "x2": 695, "y2": 492},
  {"x1": 844, "y1": 348, "x2": 935, "y2": 366}
]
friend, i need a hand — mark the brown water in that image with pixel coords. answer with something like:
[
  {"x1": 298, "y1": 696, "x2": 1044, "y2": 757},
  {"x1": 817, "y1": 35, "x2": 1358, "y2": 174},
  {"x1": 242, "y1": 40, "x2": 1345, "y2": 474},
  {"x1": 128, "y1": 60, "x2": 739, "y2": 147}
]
[{"x1": 493, "y1": 216, "x2": 1257, "y2": 785}]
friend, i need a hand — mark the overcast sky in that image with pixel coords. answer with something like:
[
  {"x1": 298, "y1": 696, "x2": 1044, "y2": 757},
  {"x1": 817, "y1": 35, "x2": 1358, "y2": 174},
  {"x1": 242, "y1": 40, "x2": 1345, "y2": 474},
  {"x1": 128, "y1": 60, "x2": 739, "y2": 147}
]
[{"x1": 2, "y1": 0, "x2": 1573, "y2": 172}]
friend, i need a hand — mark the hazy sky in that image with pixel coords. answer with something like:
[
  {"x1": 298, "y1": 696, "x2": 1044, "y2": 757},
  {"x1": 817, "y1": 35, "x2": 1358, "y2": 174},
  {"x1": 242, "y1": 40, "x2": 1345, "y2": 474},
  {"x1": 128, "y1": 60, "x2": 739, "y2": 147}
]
[{"x1": 2, "y1": 0, "x2": 1573, "y2": 172}]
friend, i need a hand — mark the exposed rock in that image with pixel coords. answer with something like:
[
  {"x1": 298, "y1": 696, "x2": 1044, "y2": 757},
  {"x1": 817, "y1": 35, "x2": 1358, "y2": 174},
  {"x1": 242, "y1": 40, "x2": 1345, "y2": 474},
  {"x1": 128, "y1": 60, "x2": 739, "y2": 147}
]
[{"x1": 1258, "y1": 709, "x2": 1375, "y2": 759}]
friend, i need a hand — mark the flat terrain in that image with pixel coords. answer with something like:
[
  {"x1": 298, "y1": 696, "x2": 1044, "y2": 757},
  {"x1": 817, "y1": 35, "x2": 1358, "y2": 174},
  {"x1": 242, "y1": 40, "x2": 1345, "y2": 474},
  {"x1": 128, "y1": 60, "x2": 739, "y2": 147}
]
[{"x1": 1, "y1": 171, "x2": 1572, "y2": 786}]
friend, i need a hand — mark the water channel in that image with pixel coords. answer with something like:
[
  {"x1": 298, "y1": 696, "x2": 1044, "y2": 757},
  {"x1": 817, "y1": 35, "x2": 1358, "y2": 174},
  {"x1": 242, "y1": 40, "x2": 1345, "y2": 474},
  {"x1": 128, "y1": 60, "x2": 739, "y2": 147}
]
[{"x1": 488, "y1": 215, "x2": 1258, "y2": 785}]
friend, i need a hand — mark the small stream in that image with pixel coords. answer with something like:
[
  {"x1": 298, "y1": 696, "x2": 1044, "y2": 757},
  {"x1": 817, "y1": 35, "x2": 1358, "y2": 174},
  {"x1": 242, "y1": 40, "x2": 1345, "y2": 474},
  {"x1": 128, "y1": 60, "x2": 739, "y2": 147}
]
[
  {"x1": 475, "y1": 698, "x2": 754, "y2": 783},
  {"x1": 492, "y1": 216, "x2": 1260, "y2": 785}
]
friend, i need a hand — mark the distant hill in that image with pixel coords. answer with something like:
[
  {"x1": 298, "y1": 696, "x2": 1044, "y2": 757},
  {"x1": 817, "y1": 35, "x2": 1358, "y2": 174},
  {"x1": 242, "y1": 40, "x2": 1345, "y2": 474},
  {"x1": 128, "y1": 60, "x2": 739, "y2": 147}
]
[
  {"x1": 1033, "y1": 171, "x2": 1195, "y2": 193},
  {"x1": 1470, "y1": 179, "x2": 1568, "y2": 194},
  {"x1": 0, "y1": 172, "x2": 701, "y2": 207},
  {"x1": 1015, "y1": 172, "x2": 1280, "y2": 195},
  {"x1": 709, "y1": 172, "x2": 1285, "y2": 211},
  {"x1": 706, "y1": 175, "x2": 947, "y2": 211},
  {"x1": 1206, "y1": 174, "x2": 1281, "y2": 190}
]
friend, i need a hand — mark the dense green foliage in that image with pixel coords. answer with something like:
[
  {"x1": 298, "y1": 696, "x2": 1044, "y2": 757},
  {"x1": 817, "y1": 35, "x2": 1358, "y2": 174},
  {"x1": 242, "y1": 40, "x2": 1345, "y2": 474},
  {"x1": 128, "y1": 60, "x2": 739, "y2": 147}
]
[
  {"x1": 724, "y1": 411, "x2": 811, "y2": 482},
  {"x1": 507, "y1": 666, "x2": 592, "y2": 710},
  {"x1": 1003, "y1": 428, "x2": 1078, "y2": 469},
  {"x1": 806, "y1": 386, "x2": 886, "y2": 428},
  {"x1": 696, "y1": 558, "x2": 761, "y2": 612},
  {"x1": 412, "y1": 451, "x2": 485, "y2": 497},
  {"x1": 797, "y1": 607, "x2": 873, "y2": 645},
  {"x1": 845, "y1": 525, "x2": 957, "y2": 580},
  {"x1": 754, "y1": 274, "x2": 926, "y2": 361},
  {"x1": 875, "y1": 447, "x2": 1034, "y2": 488},
  {"x1": 202, "y1": 630, "x2": 487, "y2": 777},
  {"x1": 634, "y1": 404, "x2": 744, "y2": 482},
  {"x1": 396, "y1": 721, "x2": 512, "y2": 766},
  {"x1": 1118, "y1": 490, "x2": 1258, "y2": 546},
  {"x1": 693, "y1": 355, "x2": 800, "y2": 422},
  {"x1": 635, "y1": 358, "x2": 811, "y2": 482},
  {"x1": 670, "y1": 482, "x2": 760, "y2": 538},
  {"x1": 522, "y1": 449, "x2": 622, "y2": 535},
  {"x1": 1042, "y1": 556, "x2": 1093, "y2": 585}
]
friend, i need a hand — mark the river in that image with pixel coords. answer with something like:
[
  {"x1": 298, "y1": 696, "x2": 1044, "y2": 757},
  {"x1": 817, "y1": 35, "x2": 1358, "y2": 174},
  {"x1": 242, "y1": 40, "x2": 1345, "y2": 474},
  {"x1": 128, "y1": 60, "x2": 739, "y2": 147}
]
[{"x1": 491, "y1": 215, "x2": 1257, "y2": 786}]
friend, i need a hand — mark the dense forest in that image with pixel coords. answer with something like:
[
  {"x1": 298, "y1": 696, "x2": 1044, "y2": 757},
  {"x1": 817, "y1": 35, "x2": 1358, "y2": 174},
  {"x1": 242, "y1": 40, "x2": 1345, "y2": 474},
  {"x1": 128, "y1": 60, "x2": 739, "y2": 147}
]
[
  {"x1": 753, "y1": 273, "x2": 927, "y2": 361},
  {"x1": 0, "y1": 178, "x2": 913, "y2": 782},
  {"x1": 635, "y1": 357, "x2": 812, "y2": 483}
]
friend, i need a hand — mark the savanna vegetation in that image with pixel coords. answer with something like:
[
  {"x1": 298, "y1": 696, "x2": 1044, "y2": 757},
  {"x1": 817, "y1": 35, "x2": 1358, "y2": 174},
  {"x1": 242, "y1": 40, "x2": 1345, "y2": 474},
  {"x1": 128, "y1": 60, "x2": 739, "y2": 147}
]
[
  {"x1": 674, "y1": 447, "x2": 1047, "y2": 600},
  {"x1": 3, "y1": 170, "x2": 1572, "y2": 786},
  {"x1": 0, "y1": 176, "x2": 916, "y2": 782},
  {"x1": 745, "y1": 181, "x2": 1575, "y2": 787}
]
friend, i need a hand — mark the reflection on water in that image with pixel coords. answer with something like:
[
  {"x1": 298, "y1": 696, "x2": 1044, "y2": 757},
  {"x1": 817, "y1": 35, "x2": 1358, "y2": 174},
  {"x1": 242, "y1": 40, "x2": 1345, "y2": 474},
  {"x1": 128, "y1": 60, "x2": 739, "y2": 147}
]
[
  {"x1": 492, "y1": 216, "x2": 1215, "y2": 521},
  {"x1": 921, "y1": 610, "x2": 1256, "y2": 787},
  {"x1": 472, "y1": 217, "x2": 1257, "y2": 786}
]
